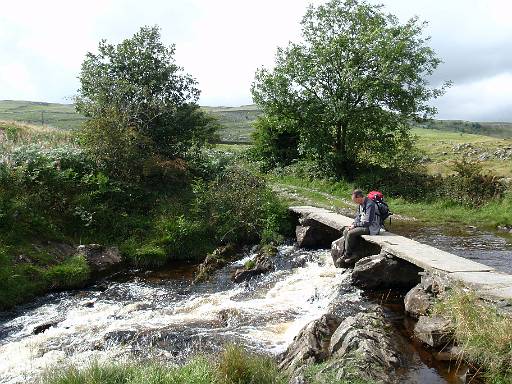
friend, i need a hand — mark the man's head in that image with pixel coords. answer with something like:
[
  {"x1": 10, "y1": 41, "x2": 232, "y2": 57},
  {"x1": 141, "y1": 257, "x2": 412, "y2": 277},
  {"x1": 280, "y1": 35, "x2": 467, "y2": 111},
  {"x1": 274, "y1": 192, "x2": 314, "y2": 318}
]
[{"x1": 351, "y1": 189, "x2": 365, "y2": 204}]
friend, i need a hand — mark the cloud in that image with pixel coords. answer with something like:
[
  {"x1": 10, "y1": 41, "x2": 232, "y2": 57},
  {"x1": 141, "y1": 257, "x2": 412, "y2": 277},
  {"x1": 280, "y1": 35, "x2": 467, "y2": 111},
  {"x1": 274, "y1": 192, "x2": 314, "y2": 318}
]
[
  {"x1": 0, "y1": 62, "x2": 37, "y2": 100},
  {"x1": 432, "y1": 72, "x2": 512, "y2": 121},
  {"x1": 0, "y1": 0, "x2": 511, "y2": 121}
]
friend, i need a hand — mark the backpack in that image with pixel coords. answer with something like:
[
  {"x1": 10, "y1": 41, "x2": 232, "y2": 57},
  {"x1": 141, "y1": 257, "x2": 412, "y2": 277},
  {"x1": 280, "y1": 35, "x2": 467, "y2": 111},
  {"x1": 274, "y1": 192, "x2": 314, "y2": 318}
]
[{"x1": 367, "y1": 191, "x2": 392, "y2": 227}]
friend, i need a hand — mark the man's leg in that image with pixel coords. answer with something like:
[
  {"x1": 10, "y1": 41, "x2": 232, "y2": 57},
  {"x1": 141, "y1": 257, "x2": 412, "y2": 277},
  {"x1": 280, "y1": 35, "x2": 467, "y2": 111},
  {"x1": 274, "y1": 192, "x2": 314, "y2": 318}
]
[{"x1": 345, "y1": 227, "x2": 370, "y2": 258}]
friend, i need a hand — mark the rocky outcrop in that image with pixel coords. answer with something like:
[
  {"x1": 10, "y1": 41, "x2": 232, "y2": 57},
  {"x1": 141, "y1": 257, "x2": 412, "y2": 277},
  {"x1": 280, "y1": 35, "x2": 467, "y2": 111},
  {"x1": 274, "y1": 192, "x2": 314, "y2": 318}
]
[
  {"x1": 77, "y1": 244, "x2": 122, "y2": 273},
  {"x1": 279, "y1": 314, "x2": 342, "y2": 371},
  {"x1": 281, "y1": 308, "x2": 402, "y2": 384},
  {"x1": 351, "y1": 252, "x2": 422, "y2": 290},
  {"x1": 232, "y1": 253, "x2": 274, "y2": 283},
  {"x1": 414, "y1": 315, "x2": 454, "y2": 348},
  {"x1": 321, "y1": 310, "x2": 402, "y2": 383}
]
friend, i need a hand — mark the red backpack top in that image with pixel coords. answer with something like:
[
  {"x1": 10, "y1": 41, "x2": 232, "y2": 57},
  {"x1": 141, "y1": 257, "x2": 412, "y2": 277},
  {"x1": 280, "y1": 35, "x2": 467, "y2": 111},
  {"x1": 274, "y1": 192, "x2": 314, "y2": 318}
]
[{"x1": 367, "y1": 191, "x2": 384, "y2": 202}]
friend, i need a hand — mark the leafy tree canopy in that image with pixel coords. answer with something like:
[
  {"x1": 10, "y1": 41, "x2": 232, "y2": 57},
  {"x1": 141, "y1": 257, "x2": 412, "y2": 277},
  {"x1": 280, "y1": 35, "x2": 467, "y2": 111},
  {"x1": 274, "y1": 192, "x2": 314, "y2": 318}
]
[
  {"x1": 251, "y1": 0, "x2": 450, "y2": 175},
  {"x1": 76, "y1": 26, "x2": 218, "y2": 180}
]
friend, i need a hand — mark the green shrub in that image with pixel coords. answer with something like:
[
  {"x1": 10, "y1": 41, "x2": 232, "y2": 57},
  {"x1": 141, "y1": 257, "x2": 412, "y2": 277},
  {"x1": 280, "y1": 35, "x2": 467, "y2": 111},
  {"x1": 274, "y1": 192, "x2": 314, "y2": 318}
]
[
  {"x1": 129, "y1": 245, "x2": 168, "y2": 268},
  {"x1": 441, "y1": 159, "x2": 505, "y2": 207},
  {"x1": 157, "y1": 215, "x2": 213, "y2": 261},
  {"x1": 194, "y1": 165, "x2": 292, "y2": 246}
]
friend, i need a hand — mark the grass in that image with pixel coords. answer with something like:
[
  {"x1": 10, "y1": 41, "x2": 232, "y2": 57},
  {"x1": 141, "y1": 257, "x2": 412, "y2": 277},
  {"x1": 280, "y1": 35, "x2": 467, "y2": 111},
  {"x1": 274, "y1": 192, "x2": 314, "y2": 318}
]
[
  {"x1": 267, "y1": 174, "x2": 512, "y2": 229},
  {"x1": 0, "y1": 100, "x2": 86, "y2": 130},
  {"x1": 433, "y1": 289, "x2": 512, "y2": 383},
  {"x1": 412, "y1": 127, "x2": 512, "y2": 178},
  {"x1": 0, "y1": 100, "x2": 261, "y2": 142},
  {"x1": 42, "y1": 345, "x2": 287, "y2": 384},
  {"x1": 303, "y1": 361, "x2": 376, "y2": 384},
  {"x1": 0, "y1": 246, "x2": 90, "y2": 309},
  {"x1": 0, "y1": 120, "x2": 76, "y2": 153},
  {"x1": 415, "y1": 119, "x2": 512, "y2": 139}
]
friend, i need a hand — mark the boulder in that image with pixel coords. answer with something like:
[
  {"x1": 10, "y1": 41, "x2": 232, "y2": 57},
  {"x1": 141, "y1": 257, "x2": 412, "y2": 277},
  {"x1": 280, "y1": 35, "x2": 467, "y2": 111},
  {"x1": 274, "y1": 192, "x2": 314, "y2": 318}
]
[
  {"x1": 296, "y1": 226, "x2": 317, "y2": 248},
  {"x1": 279, "y1": 314, "x2": 342, "y2": 371},
  {"x1": 414, "y1": 315, "x2": 454, "y2": 348},
  {"x1": 77, "y1": 244, "x2": 122, "y2": 272},
  {"x1": 330, "y1": 237, "x2": 346, "y2": 268},
  {"x1": 320, "y1": 309, "x2": 402, "y2": 383},
  {"x1": 404, "y1": 284, "x2": 433, "y2": 318},
  {"x1": 232, "y1": 254, "x2": 274, "y2": 283},
  {"x1": 351, "y1": 253, "x2": 422, "y2": 290},
  {"x1": 296, "y1": 221, "x2": 341, "y2": 249}
]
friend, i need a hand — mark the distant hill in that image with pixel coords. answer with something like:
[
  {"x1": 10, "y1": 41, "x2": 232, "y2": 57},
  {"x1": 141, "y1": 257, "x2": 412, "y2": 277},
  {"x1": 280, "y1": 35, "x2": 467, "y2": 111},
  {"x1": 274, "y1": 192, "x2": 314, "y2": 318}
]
[
  {"x1": 0, "y1": 100, "x2": 85, "y2": 130},
  {"x1": 415, "y1": 119, "x2": 512, "y2": 139},
  {"x1": 1, "y1": 100, "x2": 511, "y2": 142}
]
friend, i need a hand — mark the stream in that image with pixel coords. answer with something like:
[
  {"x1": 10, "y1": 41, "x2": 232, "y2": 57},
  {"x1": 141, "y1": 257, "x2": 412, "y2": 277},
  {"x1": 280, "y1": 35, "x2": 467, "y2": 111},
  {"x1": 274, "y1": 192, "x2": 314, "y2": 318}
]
[{"x1": 1, "y1": 227, "x2": 508, "y2": 383}]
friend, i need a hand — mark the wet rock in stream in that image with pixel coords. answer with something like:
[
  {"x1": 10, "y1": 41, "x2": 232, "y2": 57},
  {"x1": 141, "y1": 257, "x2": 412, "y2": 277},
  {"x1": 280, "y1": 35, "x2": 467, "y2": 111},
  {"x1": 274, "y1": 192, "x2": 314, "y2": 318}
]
[
  {"x1": 232, "y1": 253, "x2": 274, "y2": 283},
  {"x1": 282, "y1": 307, "x2": 403, "y2": 384},
  {"x1": 404, "y1": 284, "x2": 433, "y2": 318},
  {"x1": 279, "y1": 314, "x2": 342, "y2": 370},
  {"x1": 414, "y1": 315, "x2": 454, "y2": 349},
  {"x1": 351, "y1": 252, "x2": 422, "y2": 290}
]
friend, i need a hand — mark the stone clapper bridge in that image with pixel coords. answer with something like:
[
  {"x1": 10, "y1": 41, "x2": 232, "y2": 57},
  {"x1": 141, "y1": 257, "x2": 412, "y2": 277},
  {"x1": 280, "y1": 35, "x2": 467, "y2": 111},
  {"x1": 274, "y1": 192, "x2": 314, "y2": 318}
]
[{"x1": 290, "y1": 206, "x2": 512, "y2": 301}]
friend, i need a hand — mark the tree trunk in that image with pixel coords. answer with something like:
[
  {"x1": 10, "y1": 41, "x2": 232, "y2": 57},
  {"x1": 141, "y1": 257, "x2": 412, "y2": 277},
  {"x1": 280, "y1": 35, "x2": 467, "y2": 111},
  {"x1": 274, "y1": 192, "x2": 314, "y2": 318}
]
[{"x1": 334, "y1": 121, "x2": 348, "y2": 177}]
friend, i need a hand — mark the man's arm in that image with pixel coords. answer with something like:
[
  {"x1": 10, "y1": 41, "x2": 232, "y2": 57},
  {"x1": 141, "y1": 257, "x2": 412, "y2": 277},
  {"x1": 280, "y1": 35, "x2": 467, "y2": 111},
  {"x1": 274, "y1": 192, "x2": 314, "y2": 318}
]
[{"x1": 353, "y1": 207, "x2": 361, "y2": 227}]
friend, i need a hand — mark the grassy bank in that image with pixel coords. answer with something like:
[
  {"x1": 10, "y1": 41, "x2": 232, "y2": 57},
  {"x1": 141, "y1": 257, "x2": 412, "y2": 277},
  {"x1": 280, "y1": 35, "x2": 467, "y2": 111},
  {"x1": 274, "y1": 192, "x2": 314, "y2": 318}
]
[
  {"x1": 42, "y1": 345, "x2": 287, "y2": 384},
  {"x1": 434, "y1": 289, "x2": 512, "y2": 383},
  {"x1": 42, "y1": 344, "x2": 374, "y2": 384},
  {"x1": 269, "y1": 174, "x2": 512, "y2": 229}
]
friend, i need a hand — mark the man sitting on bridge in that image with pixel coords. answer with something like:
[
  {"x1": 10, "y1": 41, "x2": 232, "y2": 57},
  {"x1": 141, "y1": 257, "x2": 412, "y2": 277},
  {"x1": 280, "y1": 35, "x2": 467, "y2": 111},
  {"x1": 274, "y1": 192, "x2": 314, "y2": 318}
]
[{"x1": 341, "y1": 189, "x2": 381, "y2": 264}]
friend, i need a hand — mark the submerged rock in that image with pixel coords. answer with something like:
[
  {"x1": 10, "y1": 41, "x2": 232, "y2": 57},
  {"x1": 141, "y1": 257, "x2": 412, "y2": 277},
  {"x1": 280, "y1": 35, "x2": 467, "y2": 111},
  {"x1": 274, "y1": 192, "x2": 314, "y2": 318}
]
[
  {"x1": 351, "y1": 252, "x2": 421, "y2": 290},
  {"x1": 77, "y1": 244, "x2": 122, "y2": 273},
  {"x1": 232, "y1": 253, "x2": 274, "y2": 283},
  {"x1": 414, "y1": 315, "x2": 454, "y2": 348},
  {"x1": 279, "y1": 314, "x2": 342, "y2": 371},
  {"x1": 33, "y1": 321, "x2": 60, "y2": 335}
]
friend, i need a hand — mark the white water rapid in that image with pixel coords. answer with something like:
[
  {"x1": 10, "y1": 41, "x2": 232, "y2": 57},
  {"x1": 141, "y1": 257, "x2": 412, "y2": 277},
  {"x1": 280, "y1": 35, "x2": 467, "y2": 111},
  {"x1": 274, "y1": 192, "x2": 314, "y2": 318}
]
[{"x1": 0, "y1": 246, "x2": 362, "y2": 383}]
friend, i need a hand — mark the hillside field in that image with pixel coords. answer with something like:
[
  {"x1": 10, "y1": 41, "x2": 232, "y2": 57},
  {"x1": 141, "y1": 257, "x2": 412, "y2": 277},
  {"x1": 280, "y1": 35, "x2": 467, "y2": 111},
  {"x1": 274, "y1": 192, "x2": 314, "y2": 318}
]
[{"x1": 1, "y1": 100, "x2": 511, "y2": 178}]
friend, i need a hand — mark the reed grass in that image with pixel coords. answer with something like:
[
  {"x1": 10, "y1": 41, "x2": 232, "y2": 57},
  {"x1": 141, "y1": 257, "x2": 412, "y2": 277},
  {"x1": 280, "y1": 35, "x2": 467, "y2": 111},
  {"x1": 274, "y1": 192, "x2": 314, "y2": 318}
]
[{"x1": 433, "y1": 289, "x2": 512, "y2": 383}]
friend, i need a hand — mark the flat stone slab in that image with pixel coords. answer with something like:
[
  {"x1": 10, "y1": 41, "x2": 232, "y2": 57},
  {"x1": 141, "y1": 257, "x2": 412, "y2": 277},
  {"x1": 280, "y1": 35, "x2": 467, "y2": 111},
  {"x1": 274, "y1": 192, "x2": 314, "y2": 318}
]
[
  {"x1": 370, "y1": 233, "x2": 493, "y2": 273},
  {"x1": 290, "y1": 206, "x2": 512, "y2": 301}
]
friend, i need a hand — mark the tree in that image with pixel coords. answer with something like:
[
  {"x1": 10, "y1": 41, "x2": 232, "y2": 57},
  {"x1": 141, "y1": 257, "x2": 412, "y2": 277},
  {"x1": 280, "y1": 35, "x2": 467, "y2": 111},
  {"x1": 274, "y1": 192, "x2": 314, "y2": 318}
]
[
  {"x1": 76, "y1": 26, "x2": 218, "y2": 180},
  {"x1": 251, "y1": 0, "x2": 449, "y2": 175}
]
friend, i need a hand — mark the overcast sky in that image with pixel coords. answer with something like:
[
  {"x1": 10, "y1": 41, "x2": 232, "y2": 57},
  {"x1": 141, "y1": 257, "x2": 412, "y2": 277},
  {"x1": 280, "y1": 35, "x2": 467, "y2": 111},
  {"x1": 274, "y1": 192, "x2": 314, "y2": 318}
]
[{"x1": 1, "y1": 0, "x2": 511, "y2": 121}]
